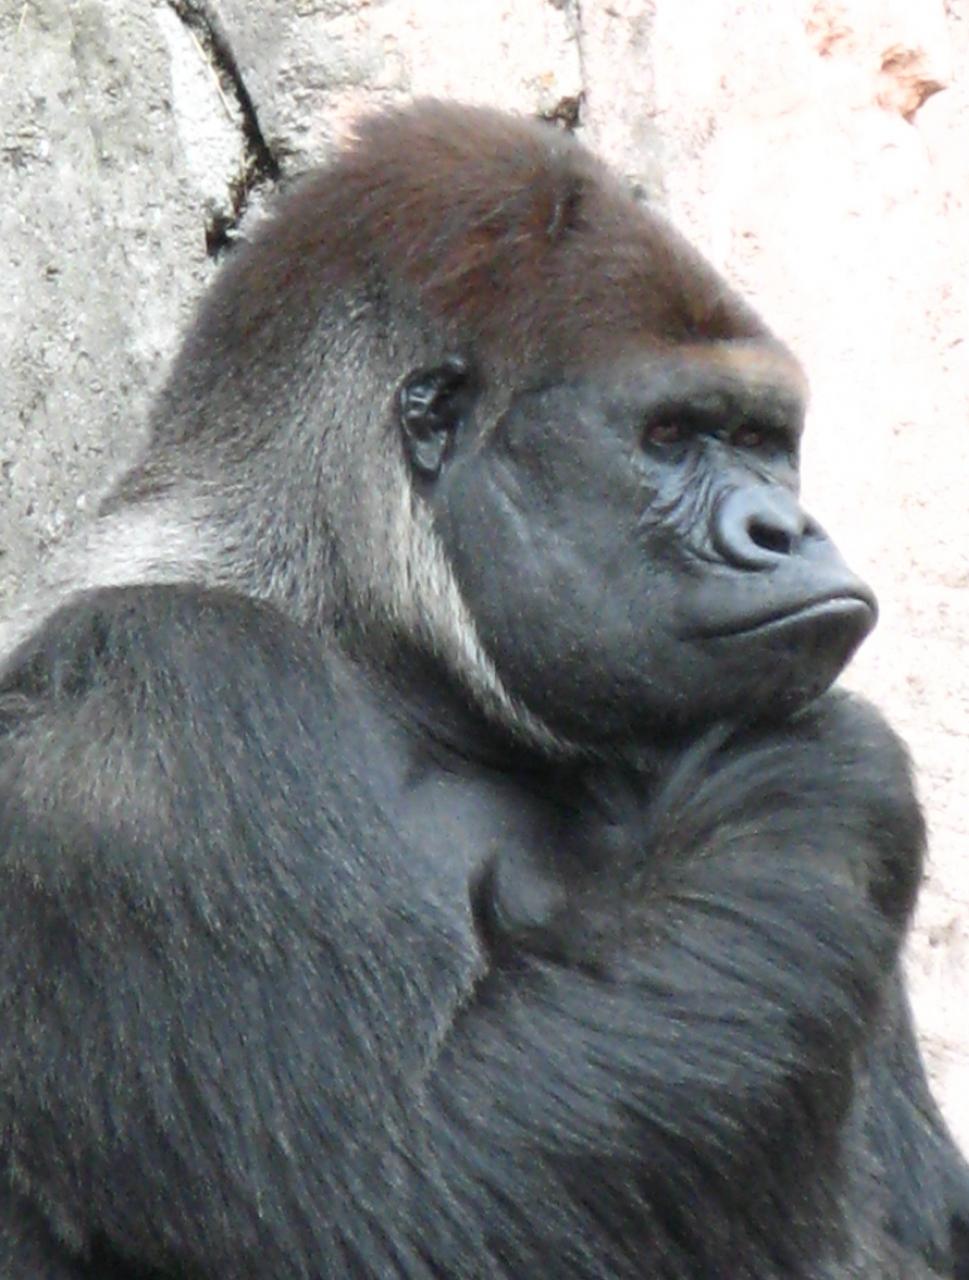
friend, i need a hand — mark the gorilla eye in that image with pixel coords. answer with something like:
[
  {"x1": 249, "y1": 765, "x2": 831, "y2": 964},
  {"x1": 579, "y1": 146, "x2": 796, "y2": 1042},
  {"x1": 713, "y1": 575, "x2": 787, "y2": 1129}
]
[
  {"x1": 730, "y1": 424, "x2": 767, "y2": 450},
  {"x1": 643, "y1": 420, "x2": 686, "y2": 447}
]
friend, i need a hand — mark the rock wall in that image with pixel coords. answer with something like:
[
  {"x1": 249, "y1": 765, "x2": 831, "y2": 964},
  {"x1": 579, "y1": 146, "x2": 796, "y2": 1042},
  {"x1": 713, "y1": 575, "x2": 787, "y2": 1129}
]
[{"x1": 2, "y1": 0, "x2": 967, "y2": 1142}]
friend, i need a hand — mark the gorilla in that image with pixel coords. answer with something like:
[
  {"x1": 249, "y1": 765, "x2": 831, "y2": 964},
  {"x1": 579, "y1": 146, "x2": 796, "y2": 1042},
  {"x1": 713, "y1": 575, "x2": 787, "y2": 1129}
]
[{"x1": 0, "y1": 100, "x2": 966, "y2": 1280}]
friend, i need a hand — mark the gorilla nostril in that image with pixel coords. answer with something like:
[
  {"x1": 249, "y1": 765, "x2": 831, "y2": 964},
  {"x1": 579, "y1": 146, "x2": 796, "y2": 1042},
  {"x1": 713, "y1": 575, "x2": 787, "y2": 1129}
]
[
  {"x1": 748, "y1": 517, "x2": 795, "y2": 557},
  {"x1": 714, "y1": 486, "x2": 807, "y2": 569}
]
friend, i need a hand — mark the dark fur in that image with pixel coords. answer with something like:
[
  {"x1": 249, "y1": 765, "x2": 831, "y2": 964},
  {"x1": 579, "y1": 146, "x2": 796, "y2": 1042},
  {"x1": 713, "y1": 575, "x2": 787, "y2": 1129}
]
[{"x1": 1, "y1": 102, "x2": 967, "y2": 1278}]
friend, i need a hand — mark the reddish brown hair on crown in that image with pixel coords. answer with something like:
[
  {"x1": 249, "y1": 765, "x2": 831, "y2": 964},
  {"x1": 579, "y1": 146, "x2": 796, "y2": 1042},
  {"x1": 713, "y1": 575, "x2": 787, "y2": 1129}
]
[
  {"x1": 234, "y1": 100, "x2": 769, "y2": 378},
  {"x1": 344, "y1": 102, "x2": 766, "y2": 362},
  {"x1": 158, "y1": 97, "x2": 779, "y2": 441}
]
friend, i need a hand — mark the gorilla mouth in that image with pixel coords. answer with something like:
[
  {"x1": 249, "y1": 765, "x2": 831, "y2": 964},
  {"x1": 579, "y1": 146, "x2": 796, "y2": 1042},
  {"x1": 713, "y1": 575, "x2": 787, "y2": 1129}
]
[{"x1": 696, "y1": 591, "x2": 878, "y2": 642}]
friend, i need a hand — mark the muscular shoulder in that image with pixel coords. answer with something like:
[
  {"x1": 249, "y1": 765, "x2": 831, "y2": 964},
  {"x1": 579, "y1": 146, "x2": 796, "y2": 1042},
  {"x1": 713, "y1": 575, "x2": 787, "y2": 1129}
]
[
  {"x1": 0, "y1": 583, "x2": 323, "y2": 718},
  {"x1": 0, "y1": 584, "x2": 349, "y2": 890}
]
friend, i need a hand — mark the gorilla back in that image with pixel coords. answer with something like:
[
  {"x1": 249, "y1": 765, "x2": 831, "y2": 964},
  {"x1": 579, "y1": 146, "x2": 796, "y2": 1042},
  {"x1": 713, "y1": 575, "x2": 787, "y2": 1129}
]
[{"x1": 1, "y1": 101, "x2": 966, "y2": 1280}]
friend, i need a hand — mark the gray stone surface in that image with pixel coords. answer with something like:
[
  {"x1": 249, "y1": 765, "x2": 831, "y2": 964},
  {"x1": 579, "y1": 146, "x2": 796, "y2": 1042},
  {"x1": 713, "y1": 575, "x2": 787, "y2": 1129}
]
[
  {"x1": 2, "y1": 0, "x2": 967, "y2": 1144},
  {"x1": 210, "y1": 0, "x2": 582, "y2": 169},
  {"x1": 0, "y1": 0, "x2": 243, "y2": 608}
]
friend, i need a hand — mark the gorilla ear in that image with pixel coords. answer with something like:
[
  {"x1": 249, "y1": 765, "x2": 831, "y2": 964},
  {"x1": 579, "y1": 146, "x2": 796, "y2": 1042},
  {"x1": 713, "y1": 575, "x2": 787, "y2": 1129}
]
[{"x1": 398, "y1": 355, "x2": 475, "y2": 480}]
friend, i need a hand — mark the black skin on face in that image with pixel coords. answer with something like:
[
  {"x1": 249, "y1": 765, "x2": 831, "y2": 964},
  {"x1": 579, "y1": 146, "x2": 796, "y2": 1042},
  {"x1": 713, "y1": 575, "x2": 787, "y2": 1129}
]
[
  {"x1": 408, "y1": 340, "x2": 876, "y2": 744},
  {"x1": 1, "y1": 101, "x2": 966, "y2": 1280}
]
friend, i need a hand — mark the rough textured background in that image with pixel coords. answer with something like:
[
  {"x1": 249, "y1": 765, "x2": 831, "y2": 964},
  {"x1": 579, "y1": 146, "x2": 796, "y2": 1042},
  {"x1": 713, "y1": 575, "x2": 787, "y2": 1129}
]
[{"x1": 2, "y1": 0, "x2": 967, "y2": 1142}]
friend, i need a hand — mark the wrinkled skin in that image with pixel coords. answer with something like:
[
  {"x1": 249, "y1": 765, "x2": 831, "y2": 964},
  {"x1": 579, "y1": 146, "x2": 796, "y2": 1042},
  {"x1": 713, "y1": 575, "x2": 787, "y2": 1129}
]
[{"x1": 422, "y1": 344, "x2": 874, "y2": 742}]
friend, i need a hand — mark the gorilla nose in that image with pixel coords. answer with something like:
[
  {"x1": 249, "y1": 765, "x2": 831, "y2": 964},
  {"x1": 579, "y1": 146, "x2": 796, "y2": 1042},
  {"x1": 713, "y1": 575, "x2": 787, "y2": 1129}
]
[{"x1": 714, "y1": 486, "x2": 810, "y2": 569}]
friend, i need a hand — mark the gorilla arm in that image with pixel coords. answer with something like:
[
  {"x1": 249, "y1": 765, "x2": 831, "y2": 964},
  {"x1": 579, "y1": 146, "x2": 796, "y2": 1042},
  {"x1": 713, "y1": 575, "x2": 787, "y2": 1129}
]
[
  {"x1": 432, "y1": 694, "x2": 930, "y2": 1278},
  {"x1": 0, "y1": 584, "x2": 944, "y2": 1279},
  {"x1": 859, "y1": 968, "x2": 969, "y2": 1277},
  {"x1": 0, "y1": 584, "x2": 481, "y2": 1276}
]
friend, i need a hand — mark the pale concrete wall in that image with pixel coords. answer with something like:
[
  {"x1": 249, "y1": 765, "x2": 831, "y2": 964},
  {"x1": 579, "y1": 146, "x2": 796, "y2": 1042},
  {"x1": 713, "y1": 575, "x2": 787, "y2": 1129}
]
[{"x1": 3, "y1": 0, "x2": 967, "y2": 1143}]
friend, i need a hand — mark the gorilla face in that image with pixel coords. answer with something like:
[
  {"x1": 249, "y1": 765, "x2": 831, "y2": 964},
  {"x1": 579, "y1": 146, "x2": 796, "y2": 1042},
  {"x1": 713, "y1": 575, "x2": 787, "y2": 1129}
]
[{"x1": 402, "y1": 342, "x2": 876, "y2": 745}]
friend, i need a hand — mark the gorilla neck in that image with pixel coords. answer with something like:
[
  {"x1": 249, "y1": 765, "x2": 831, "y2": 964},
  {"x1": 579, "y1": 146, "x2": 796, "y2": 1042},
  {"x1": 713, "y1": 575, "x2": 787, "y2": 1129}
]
[
  {"x1": 333, "y1": 640, "x2": 675, "y2": 834},
  {"x1": 328, "y1": 643, "x2": 681, "y2": 966},
  {"x1": 336, "y1": 637, "x2": 547, "y2": 774}
]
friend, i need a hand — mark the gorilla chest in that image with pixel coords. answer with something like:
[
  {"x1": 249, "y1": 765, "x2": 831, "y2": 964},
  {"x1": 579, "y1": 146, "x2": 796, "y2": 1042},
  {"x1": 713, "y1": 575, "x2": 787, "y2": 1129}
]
[{"x1": 395, "y1": 754, "x2": 652, "y2": 968}]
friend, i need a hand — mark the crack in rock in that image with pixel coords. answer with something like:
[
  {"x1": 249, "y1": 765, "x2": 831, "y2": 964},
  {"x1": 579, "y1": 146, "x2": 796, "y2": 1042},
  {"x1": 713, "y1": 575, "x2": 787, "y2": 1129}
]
[{"x1": 167, "y1": 0, "x2": 279, "y2": 254}]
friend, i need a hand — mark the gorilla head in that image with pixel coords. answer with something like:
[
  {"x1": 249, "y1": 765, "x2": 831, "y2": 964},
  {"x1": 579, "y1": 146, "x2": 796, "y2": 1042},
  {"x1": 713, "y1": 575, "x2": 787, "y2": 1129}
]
[{"x1": 108, "y1": 101, "x2": 874, "y2": 750}]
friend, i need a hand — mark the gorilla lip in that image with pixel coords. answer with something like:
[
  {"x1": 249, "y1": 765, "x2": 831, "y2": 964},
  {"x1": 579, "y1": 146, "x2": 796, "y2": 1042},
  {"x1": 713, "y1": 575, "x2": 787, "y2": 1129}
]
[{"x1": 692, "y1": 592, "x2": 878, "y2": 641}]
